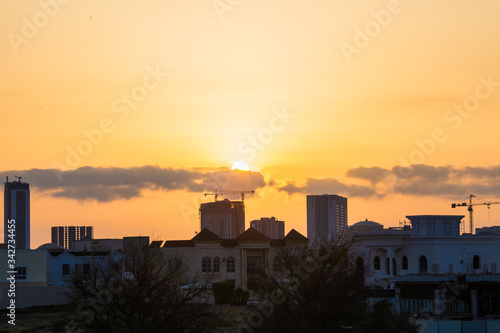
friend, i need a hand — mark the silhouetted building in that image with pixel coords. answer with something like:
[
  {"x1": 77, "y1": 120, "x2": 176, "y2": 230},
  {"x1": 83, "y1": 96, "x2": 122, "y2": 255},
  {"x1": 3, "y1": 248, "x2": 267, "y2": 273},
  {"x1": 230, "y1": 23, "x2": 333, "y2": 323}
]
[
  {"x1": 307, "y1": 194, "x2": 347, "y2": 240},
  {"x1": 200, "y1": 199, "x2": 245, "y2": 239},
  {"x1": 161, "y1": 227, "x2": 308, "y2": 291},
  {"x1": 4, "y1": 176, "x2": 30, "y2": 249},
  {"x1": 250, "y1": 217, "x2": 285, "y2": 239},
  {"x1": 51, "y1": 226, "x2": 94, "y2": 249}
]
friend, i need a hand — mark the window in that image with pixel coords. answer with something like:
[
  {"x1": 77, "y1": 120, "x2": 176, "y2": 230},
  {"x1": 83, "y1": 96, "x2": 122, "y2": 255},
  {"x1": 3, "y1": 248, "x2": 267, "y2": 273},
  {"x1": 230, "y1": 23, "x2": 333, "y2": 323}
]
[
  {"x1": 213, "y1": 257, "x2": 220, "y2": 273},
  {"x1": 473, "y1": 255, "x2": 480, "y2": 270},
  {"x1": 428, "y1": 219, "x2": 435, "y2": 236},
  {"x1": 402, "y1": 256, "x2": 408, "y2": 270},
  {"x1": 419, "y1": 256, "x2": 428, "y2": 273},
  {"x1": 62, "y1": 264, "x2": 70, "y2": 276},
  {"x1": 227, "y1": 257, "x2": 235, "y2": 273},
  {"x1": 15, "y1": 267, "x2": 27, "y2": 280},
  {"x1": 374, "y1": 256, "x2": 380, "y2": 270},
  {"x1": 202, "y1": 257, "x2": 211, "y2": 273},
  {"x1": 392, "y1": 258, "x2": 397, "y2": 276},
  {"x1": 445, "y1": 220, "x2": 451, "y2": 236},
  {"x1": 273, "y1": 257, "x2": 282, "y2": 272},
  {"x1": 247, "y1": 256, "x2": 262, "y2": 274}
]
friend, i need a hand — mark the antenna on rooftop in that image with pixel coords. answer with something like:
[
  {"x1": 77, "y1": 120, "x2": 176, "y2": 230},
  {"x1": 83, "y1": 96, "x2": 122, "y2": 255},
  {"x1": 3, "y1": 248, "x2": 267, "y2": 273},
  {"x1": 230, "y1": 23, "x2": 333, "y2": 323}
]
[{"x1": 15, "y1": 175, "x2": 22, "y2": 182}]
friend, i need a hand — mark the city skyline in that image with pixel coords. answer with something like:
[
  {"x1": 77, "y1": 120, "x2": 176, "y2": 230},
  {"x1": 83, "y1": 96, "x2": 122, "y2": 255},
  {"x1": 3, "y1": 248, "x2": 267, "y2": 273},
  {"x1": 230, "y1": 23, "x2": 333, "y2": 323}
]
[{"x1": 2, "y1": 1, "x2": 500, "y2": 248}]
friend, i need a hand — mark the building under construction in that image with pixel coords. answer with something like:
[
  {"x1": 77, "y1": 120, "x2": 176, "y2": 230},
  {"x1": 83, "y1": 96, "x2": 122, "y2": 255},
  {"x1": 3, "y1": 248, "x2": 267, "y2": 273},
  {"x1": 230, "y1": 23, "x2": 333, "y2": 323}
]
[{"x1": 199, "y1": 199, "x2": 245, "y2": 239}]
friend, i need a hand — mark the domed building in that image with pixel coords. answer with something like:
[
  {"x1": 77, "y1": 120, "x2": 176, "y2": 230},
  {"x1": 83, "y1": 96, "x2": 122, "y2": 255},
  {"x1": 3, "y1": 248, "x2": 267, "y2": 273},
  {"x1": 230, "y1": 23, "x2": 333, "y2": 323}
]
[
  {"x1": 37, "y1": 243, "x2": 64, "y2": 250},
  {"x1": 350, "y1": 219, "x2": 384, "y2": 232}
]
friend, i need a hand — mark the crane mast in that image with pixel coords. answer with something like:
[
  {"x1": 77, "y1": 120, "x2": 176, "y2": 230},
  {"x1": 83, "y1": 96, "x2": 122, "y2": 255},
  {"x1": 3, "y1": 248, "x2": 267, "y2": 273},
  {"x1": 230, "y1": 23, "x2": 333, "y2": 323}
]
[{"x1": 451, "y1": 194, "x2": 500, "y2": 234}]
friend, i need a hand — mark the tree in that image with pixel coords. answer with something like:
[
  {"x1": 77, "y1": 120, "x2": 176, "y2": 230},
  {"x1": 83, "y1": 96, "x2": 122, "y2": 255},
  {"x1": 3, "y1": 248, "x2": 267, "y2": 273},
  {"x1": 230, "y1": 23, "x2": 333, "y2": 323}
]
[
  {"x1": 246, "y1": 237, "x2": 418, "y2": 333},
  {"x1": 212, "y1": 281, "x2": 235, "y2": 305},
  {"x1": 64, "y1": 246, "x2": 221, "y2": 333},
  {"x1": 356, "y1": 299, "x2": 419, "y2": 333}
]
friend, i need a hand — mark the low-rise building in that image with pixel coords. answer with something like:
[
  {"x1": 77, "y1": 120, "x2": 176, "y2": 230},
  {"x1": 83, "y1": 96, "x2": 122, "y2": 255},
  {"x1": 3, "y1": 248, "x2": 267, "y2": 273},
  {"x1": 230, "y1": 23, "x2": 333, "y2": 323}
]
[
  {"x1": 160, "y1": 227, "x2": 308, "y2": 291},
  {"x1": 350, "y1": 215, "x2": 500, "y2": 320},
  {"x1": 0, "y1": 243, "x2": 123, "y2": 309}
]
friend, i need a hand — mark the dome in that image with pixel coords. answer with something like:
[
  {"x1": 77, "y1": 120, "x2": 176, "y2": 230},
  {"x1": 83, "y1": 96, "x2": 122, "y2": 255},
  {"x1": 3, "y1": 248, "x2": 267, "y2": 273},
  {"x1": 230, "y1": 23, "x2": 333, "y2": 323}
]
[
  {"x1": 37, "y1": 243, "x2": 64, "y2": 250},
  {"x1": 350, "y1": 219, "x2": 384, "y2": 232}
]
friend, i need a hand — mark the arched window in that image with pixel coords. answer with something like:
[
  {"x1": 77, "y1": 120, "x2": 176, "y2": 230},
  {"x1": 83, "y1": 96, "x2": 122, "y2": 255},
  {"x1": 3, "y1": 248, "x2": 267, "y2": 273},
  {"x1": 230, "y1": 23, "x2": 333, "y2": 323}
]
[
  {"x1": 473, "y1": 255, "x2": 480, "y2": 270},
  {"x1": 374, "y1": 256, "x2": 380, "y2": 270},
  {"x1": 402, "y1": 256, "x2": 408, "y2": 270},
  {"x1": 273, "y1": 257, "x2": 282, "y2": 272},
  {"x1": 202, "y1": 257, "x2": 211, "y2": 273},
  {"x1": 419, "y1": 256, "x2": 428, "y2": 274},
  {"x1": 213, "y1": 257, "x2": 220, "y2": 273},
  {"x1": 227, "y1": 257, "x2": 235, "y2": 273}
]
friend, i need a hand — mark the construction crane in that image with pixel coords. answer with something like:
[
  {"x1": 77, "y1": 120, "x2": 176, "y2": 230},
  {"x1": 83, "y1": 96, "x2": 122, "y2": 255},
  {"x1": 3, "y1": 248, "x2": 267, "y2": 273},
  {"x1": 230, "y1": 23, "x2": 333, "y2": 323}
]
[
  {"x1": 204, "y1": 189, "x2": 255, "y2": 202},
  {"x1": 451, "y1": 194, "x2": 500, "y2": 234},
  {"x1": 204, "y1": 189, "x2": 221, "y2": 201}
]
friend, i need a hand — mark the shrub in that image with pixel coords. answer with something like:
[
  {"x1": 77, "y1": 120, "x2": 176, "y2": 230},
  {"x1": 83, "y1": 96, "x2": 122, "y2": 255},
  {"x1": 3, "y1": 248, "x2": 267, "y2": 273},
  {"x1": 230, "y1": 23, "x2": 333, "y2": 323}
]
[{"x1": 212, "y1": 281, "x2": 235, "y2": 304}]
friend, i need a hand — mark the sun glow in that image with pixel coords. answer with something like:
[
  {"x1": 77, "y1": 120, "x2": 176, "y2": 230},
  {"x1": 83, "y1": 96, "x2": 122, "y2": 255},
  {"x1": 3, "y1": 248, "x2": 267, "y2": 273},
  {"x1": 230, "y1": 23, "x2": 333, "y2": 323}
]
[{"x1": 231, "y1": 161, "x2": 250, "y2": 171}]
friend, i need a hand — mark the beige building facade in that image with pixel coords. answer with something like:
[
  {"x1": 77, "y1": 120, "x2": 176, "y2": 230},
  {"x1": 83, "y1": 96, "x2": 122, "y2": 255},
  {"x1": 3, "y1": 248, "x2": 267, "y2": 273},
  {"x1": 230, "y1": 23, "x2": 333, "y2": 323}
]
[{"x1": 157, "y1": 227, "x2": 308, "y2": 291}]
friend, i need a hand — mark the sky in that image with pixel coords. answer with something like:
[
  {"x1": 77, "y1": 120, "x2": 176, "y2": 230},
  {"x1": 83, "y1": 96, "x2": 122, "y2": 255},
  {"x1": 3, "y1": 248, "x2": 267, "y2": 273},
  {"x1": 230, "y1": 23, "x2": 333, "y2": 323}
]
[{"x1": 2, "y1": 0, "x2": 500, "y2": 248}]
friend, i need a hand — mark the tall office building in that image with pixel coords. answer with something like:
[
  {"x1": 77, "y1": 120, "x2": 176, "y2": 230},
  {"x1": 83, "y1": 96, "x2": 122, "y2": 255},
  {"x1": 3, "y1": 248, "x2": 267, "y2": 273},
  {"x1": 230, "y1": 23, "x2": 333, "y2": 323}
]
[
  {"x1": 51, "y1": 226, "x2": 94, "y2": 249},
  {"x1": 4, "y1": 176, "x2": 30, "y2": 249},
  {"x1": 307, "y1": 194, "x2": 347, "y2": 241},
  {"x1": 250, "y1": 217, "x2": 285, "y2": 239},
  {"x1": 200, "y1": 199, "x2": 245, "y2": 239}
]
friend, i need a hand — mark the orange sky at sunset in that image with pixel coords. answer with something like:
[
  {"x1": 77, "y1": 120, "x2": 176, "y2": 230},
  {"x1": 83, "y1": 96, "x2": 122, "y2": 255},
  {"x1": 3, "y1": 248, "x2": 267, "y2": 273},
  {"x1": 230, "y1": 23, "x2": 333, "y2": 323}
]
[{"x1": 2, "y1": 1, "x2": 500, "y2": 248}]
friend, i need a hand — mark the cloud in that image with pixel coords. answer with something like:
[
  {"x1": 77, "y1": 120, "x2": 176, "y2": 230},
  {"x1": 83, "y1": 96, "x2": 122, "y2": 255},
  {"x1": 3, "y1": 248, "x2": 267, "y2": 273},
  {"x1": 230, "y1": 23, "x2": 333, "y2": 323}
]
[
  {"x1": 346, "y1": 164, "x2": 500, "y2": 199},
  {"x1": 279, "y1": 164, "x2": 500, "y2": 199},
  {"x1": 278, "y1": 178, "x2": 377, "y2": 198},
  {"x1": 278, "y1": 182, "x2": 305, "y2": 195},
  {"x1": 5, "y1": 164, "x2": 500, "y2": 203},
  {"x1": 391, "y1": 164, "x2": 453, "y2": 182},
  {"x1": 346, "y1": 166, "x2": 388, "y2": 184},
  {"x1": 0, "y1": 166, "x2": 266, "y2": 202}
]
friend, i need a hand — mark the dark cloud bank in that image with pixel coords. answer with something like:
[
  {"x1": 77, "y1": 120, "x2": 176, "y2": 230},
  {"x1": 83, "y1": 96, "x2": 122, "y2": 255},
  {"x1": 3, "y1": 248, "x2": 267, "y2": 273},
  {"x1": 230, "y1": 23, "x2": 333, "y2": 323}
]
[
  {"x1": 279, "y1": 164, "x2": 500, "y2": 199},
  {"x1": 3, "y1": 164, "x2": 500, "y2": 203},
  {"x1": 0, "y1": 166, "x2": 266, "y2": 202}
]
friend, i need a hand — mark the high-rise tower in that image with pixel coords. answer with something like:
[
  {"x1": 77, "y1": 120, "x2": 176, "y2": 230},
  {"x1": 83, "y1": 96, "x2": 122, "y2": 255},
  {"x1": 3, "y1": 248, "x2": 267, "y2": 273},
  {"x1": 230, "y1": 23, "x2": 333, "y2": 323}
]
[
  {"x1": 307, "y1": 194, "x2": 347, "y2": 241},
  {"x1": 51, "y1": 226, "x2": 94, "y2": 249},
  {"x1": 4, "y1": 176, "x2": 30, "y2": 249},
  {"x1": 200, "y1": 199, "x2": 245, "y2": 239},
  {"x1": 250, "y1": 217, "x2": 285, "y2": 239}
]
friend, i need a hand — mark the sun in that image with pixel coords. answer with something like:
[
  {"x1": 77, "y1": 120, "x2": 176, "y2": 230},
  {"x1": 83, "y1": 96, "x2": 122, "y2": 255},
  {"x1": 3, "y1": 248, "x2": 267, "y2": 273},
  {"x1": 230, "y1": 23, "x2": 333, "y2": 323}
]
[{"x1": 231, "y1": 161, "x2": 250, "y2": 171}]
